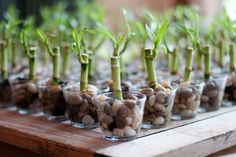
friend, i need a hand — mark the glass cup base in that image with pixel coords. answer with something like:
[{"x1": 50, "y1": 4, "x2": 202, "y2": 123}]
[
  {"x1": 222, "y1": 100, "x2": 235, "y2": 107},
  {"x1": 71, "y1": 122, "x2": 99, "y2": 129},
  {"x1": 0, "y1": 103, "x2": 13, "y2": 108},
  {"x1": 141, "y1": 123, "x2": 166, "y2": 129},
  {"x1": 18, "y1": 109, "x2": 30, "y2": 115},
  {"x1": 17, "y1": 108, "x2": 39, "y2": 115},
  {"x1": 198, "y1": 106, "x2": 219, "y2": 113},
  {"x1": 171, "y1": 114, "x2": 196, "y2": 121},
  {"x1": 44, "y1": 114, "x2": 67, "y2": 121},
  {"x1": 103, "y1": 135, "x2": 137, "y2": 141}
]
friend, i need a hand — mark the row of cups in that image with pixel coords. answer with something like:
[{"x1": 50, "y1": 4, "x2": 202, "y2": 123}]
[{"x1": 0, "y1": 73, "x2": 233, "y2": 141}]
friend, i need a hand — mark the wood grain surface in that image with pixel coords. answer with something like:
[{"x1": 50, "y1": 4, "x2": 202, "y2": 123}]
[{"x1": 0, "y1": 106, "x2": 236, "y2": 157}]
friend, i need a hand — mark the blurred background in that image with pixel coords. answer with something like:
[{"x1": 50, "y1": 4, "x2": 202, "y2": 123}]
[{"x1": 0, "y1": 0, "x2": 235, "y2": 24}]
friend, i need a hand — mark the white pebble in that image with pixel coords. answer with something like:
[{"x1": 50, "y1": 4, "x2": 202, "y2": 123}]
[
  {"x1": 123, "y1": 126, "x2": 136, "y2": 137},
  {"x1": 125, "y1": 116, "x2": 132, "y2": 125},
  {"x1": 149, "y1": 95, "x2": 156, "y2": 106},
  {"x1": 112, "y1": 100, "x2": 123, "y2": 114},
  {"x1": 153, "y1": 116, "x2": 165, "y2": 125},
  {"x1": 27, "y1": 82, "x2": 37, "y2": 94}
]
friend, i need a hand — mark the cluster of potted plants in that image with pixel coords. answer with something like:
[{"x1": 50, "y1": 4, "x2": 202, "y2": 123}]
[{"x1": 0, "y1": 2, "x2": 236, "y2": 141}]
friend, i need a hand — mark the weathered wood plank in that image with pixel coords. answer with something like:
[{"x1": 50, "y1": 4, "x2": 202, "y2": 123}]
[
  {"x1": 1, "y1": 107, "x2": 236, "y2": 157},
  {"x1": 0, "y1": 109, "x2": 116, "y2": 157},
  {"x1": 0, "y1": 141, "x2": 41, "y2": 157},
  {"x1": 95, "y1": 110, "x2": 236, "y2": 157}
]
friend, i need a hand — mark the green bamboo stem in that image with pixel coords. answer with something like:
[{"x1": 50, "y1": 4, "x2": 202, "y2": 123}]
[
  {"x1": 196, "y1": 49, "x2": 202, "y2": 70},
  {"x1": 88, "y1": 51, "x2": 95, "y2": 79},
  {"x1": 29, "y1": 47, "x2": 37, "y2": 81},
  {"x1": 218, "y1": 41, "x2": 224, "y2": 68},
  {"x1": 165, "y1": 52, "x2": 170, "y2": 70},
  {"x1": 141, "y1": 47, "x2": 146, "y2": 71},
  {"x1": 171, "y1": 47, "x2": 178, "y2": 75},
  {"x1": 184, "y1": 47, "x2": 193, "y2": 82},
  {"x1": 229, "y1": 44, "x2": 235, "y2": 73},
  {"x1": 80, "y1": 54, "x2": 89, "y2": 92},
  {"x1": 0, "y1": 40, "x2": 8, "y2": 80},
  {"x1": 110, "y1": 56, "x2": 123, "y2": 100},
  {"x1": 52, "y1": 47, "x2": 60, "y2": 84},
  {"x1": 204, "y1": 45, "x2": 211, "y2": 80},
  {"x1": 61, "y1": 43, "x2": 70, "y2": 77},
  {"x1": 11, "y1": 38, "x2": 17, "y2": 68},
  {"x1": 120, "y1": 56, "x2": 126, "y2": 80},
  {"x1": 145, "y1": 48, "x2": 158, "y2": 89},
  {"x1": 40, "y1": 42, "x2": 49, "y2": 66}
]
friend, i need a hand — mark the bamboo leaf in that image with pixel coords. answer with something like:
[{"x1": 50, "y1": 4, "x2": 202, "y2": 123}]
[
  {"x1": 145, "y1": 24, "x2": 155, "y2": 42},
  {"x1": 154, "y1": 20, "x2": 169, "y2": 49}
]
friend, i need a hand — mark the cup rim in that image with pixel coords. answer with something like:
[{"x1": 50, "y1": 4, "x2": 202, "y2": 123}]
[
  {"x1": 172, "y1": 79, "x2": 204, "y2": 88},
  {"x1": 97, "y1": 91, "x2": 146, "y2": 100}
]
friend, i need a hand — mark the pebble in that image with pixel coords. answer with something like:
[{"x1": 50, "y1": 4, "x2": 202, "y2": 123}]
[
  {"x1": 115, "y1": 116, "x2": 127, "y2": 129},
  {"x1": 141, "y1": 88, "x2": 154, "y2": 97},
  {"x1": 66, "y1": 93, "x2": 82, "y2": 105},
  {"x1": 188, "y1": 101, "x2": 198, "y2": 111},
  {"x1": 50, "y1": 85, "x2": 61, "y2": 92},
  {"x1": 131, "y1": 114, "x2": 141, "y2": 129},
  {"x1": 124, "y1": 99, "x2": 136, "y2": 109},
  {"x1": 113, "y1": 128, "x2": 124, "y2": 137},
  {"x1": 186, "y1": 94, "x2": 196, "y2": 104},
  {"x1": 27, "y1": 82, "x2": 37, "y2": 94},
  {"x1": 117, "y1": 105, "x2": 131, "y2": 118},
  {"x1": 148, "y1": 95, "x2": 156, "y2": 106},
  {"x1": 201, "y1": 95, "x2": 209, "y2": 102},
  {"x1": 179, "y1": 109, "x2": 193, "y2": 117},
  {"x1": 207, "y1": 90, "x2": 218, "y2": 98},
  {"x1": 125, "y1": 116, "x2": 132, "y2": 125},
  {"x1": 155, "y1": 91, "x2": 166, "y2": 103},
  {"x1": 112, "y1": 100, "x2": 123, "y2": 115},
  {"x1": 103, "y1": 130, "x2": 113, "y2": 136},
  {"x1": 153, "y1": 116, "x2": 165, "y2": 125},
  {"x1": 78, "y1": 100, "x2": 89, "y2": 112},
  {"x1": 123, "y1": 126, "x2": 136, "y2": 137},
  {"x1": 205, "y1": 81, "x2": 216, "y2": 91},
  {"x1": 161, "y1": 80, "x2": 171, "y2": 88},
  {"x1": 87, "y1": 85, "x2": 98, "y2": 92},
  {"x1": 180, "y1": 88, "x2": 193, "y2": 98},
  {"x1": 82, "y1": 115, "x2": 95, "y2": 124},
  {"x1": 103, "y1": 103, "x2": 113, "y2": 116},
  {"x1": 154, "y1": 104, "x2": 167, "y2": 114}
]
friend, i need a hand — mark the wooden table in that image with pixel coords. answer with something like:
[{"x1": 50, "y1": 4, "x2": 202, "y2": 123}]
[{"x1": 0, "y1": 106, "x2": 236, "y2": 157}]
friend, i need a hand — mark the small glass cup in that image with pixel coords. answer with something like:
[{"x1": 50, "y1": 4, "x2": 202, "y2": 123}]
[
  {"x1": 140, "y1": 84, "x2": 177, "y2": 129},
  {"x1": 223, "y1": 73, "x2": 236, "y2": 106},
  {"x1": 0, "y1": 79, "x2": 13, "y2": 108},
  {"x1": 10, "y1": 77, "x2": 41, "y2": 114},
  {"x1": 95, "y1": 92, "x2": 146, "y2": 141},
  {"x1": 199, "y1": 74, "x2": 228, "y2": 112},
  {"x1": 38, "y1": 79, "x2": 67, "y2": 121},
  {"x1": 63, "y1": 84, "x2": 99, "y2": 129},
  {"x1": 172, "y1": 80, "x2": 204, "y2": 120}
]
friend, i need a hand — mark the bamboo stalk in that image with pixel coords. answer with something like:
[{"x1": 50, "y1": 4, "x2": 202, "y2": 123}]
[
  {"x1": 61, "y1": 43, "x2": 70, "y2": 77},
  {"x1": 111, "y1": 56, "x2": 123, "y2": 100},
  {"x1": 29, "y1": 46, "x2": 37, "y2": 81},
  {"x1": 145, "y1": 48, "x2": 158, "y2": 89},
  {"x1": 0, "y1": 40, "x2": 7, "y2": 80},
  {"x1": 229, "y1": 44, "x2": 235, "y2": 73},
  {"x1": 204, "y1": 45, "x2": 211, "y2": 80},
  {"x1": 52, "y1": 47, "x2": 60, "y2": 84},
  {"x1": 184, "y1": 47, "x2": 193, "y2": 82},
  {"x1": 80, "y1": 54, "x2": 89, "y2": 92},
  {"x1": 218, "y1": 41, "x2": 224, "y2": 68},
  {"x1": 171, "y1": 47, "x2": 178, "y2": 75}
]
